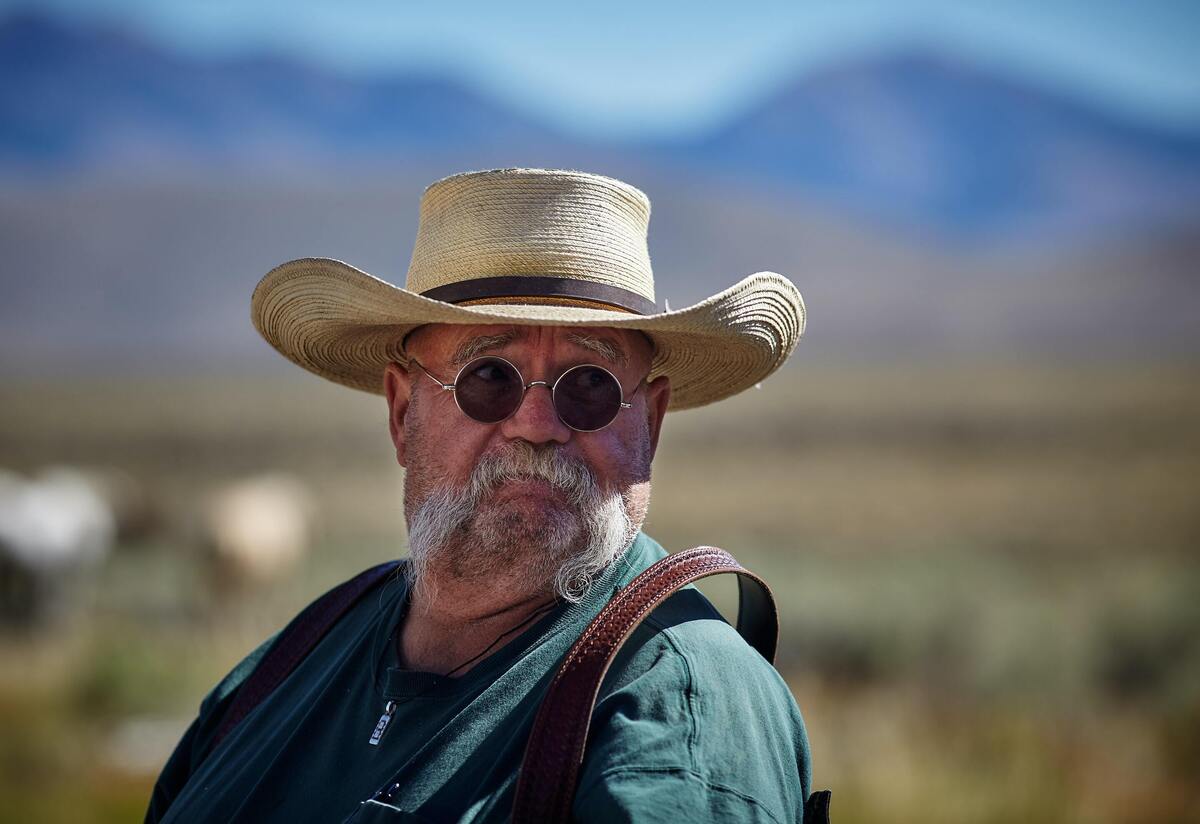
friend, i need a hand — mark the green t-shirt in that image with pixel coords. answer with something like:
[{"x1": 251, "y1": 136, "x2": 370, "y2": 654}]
[{"x1": 147, "y1": 533, "x2": 812, "y2": 822}]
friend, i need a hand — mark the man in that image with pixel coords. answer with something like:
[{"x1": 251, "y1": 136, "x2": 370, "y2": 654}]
[{"x1": 147, "y1": 168, "x2": 814, "y2": 822}]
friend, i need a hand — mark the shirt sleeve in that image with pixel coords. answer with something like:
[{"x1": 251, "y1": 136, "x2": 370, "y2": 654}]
[
  {"x1": 570, "y1": 588, "x2": 811, "y2": 824},
  {"x1": 574, "y1": 766, "x2": 790, "y2": 823}
]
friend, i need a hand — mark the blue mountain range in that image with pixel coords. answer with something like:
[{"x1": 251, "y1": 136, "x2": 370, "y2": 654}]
[
  {"x1": 1, "y1": 10, "x2": 1198, "y2": 372},
  {"x1": 3, "y1": 10, "x2": 1198, "y2": 244}
]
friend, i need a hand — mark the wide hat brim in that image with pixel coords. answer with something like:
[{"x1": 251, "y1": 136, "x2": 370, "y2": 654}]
[{"x1": 251, "y1": 257, "x2": 805, "y2": 411}]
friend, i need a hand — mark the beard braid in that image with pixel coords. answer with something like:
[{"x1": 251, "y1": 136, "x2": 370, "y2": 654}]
[{"x1": 405, "y1": 441, "x2": 636, "y2": 604}]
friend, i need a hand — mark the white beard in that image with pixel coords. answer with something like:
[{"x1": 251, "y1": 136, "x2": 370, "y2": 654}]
[{"x1": 405, "y1": 441, "x2": 636, "y2": 603}]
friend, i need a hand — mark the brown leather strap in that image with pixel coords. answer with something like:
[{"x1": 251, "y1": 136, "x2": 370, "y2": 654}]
[{"x1": 512, "y1": 546, "x2": 778, "y2": 823}]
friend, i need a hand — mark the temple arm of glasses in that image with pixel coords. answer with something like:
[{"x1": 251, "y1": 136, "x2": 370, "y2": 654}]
[
  {"x1": 412, "y1": 360, "x2": 456, "y2": 391},
  {"x1": 619, "y1": 377, "x2": 648, "y2": 409}
]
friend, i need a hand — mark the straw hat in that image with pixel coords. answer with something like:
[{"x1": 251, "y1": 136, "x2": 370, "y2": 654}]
[{"x1": 251, "y1": 168, "x2": 805, "y2": 410}]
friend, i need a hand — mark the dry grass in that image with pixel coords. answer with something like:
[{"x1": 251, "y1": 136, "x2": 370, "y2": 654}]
[{"x1": 1, "y1": 360, "x2": 1198, "y2": 822}]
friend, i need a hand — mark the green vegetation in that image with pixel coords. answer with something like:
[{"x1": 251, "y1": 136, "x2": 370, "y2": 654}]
[{"x1": 1, "y1": 362, "x2": 1197, "y2": 822}]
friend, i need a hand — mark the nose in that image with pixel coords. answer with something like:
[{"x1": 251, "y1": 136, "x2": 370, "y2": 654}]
[{"x1": 499, "y1": 381, "x2": 571, "y2": 445}]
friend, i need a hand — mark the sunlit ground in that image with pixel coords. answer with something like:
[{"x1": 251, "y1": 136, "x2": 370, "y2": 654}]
[{"x1": 1, "y1": 361, "x2": 1197, "y2": 823}]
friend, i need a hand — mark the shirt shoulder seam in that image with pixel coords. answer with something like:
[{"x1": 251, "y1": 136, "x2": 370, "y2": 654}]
[{"x1": 642, "y1": 609, "x2": 701, "y2": 765}]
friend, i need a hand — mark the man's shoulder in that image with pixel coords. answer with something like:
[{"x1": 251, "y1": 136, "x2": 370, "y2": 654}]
[
  {"x1": 608, "y1": 534, "x2": 791, "y2": 698},
  {"x1": 578, "y1": 562, "x2": 811, "y2": 823},
  {"x1": 202, "y1": 629, "x2": 280, "y2": 711},
  {"x1": 195, "y1": 560, "x2": 402, "y2": 735},
  {"x1": 603, "y1": 583, "x2": 794, "y2": 702}
]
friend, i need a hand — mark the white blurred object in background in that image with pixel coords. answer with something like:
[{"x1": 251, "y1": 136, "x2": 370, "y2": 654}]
[
  {"x1": 202, "y1": 473, "x2": 313, "y2": 594},
  {"x1": 0, "y1": 466, "x2": 116, "y2": 627}
]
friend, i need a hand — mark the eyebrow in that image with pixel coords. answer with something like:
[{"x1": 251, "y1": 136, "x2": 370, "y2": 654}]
[
  {"x1": 449, "y1": 331, "x2": 518, "y2": 365},
  {"x1": 565, "y1": 332, "x2": 628, "y2": 366}
]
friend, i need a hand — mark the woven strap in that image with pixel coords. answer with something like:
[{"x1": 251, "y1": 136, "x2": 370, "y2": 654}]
[
  {"x1": 210, "y1": 560, "x2": 402, "y2": 751},
  {"x1": 512, "y1": 546, "x2": 778, "y2": 823}
]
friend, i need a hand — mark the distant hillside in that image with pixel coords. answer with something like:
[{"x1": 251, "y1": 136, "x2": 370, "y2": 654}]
[
  {"x1": 0, "y1": 178, "x2": 1196, "y2": 379},
  {"x1": 0, "y1": 11, "x2": 576, "y2": 176},
  {"x1": 3, "y1": 10, "x2": 1199, "y2": 244},
  {"x1": 1, "y1": 11, "x2": 1198, "y2": 376},
  {"x1": 656, "y1": 51, "x2": 1200, "y2": 241}
]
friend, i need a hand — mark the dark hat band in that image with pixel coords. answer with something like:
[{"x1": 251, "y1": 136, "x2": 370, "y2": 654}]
[{"x1": 420, "y1": 276, "x2": 656, "y2": 315}]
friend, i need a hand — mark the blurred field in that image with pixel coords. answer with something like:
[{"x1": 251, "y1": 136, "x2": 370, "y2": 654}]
[{"x1": 1, "y1": 360, "x2": 1198, "y2": 823}]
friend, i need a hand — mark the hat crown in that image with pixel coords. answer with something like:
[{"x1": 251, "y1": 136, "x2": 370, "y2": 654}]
[{"x1": 406, "y1": 168, "x2": 655, "y2": 308}]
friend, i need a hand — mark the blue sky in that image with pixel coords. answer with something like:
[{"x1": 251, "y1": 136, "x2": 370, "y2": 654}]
[{"x1": 8, "y1": 0, "x2": 1199, "y2": 138}]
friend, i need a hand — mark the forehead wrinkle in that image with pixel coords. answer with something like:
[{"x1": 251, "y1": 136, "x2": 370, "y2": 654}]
[{"x1": 445, "y1": 327, "x2": 632, "y2": 368}]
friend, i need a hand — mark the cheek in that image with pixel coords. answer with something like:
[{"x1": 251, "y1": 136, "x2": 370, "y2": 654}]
[
  {"x1": 584, "y1": 418, "x2": 653, "y2": 487},
  {"x1": 404, "y1": 393, "x2": 483, "y2": 485}
]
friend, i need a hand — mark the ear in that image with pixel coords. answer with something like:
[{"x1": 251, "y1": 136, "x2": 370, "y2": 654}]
[
  {"x1": 643, "y1": 375, "x2": 671, "y2": 460},
  {"x1": 383, "y1": 361, "x2": 414, "y2": 467}
]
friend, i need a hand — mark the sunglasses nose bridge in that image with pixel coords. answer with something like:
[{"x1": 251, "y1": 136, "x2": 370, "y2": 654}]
[
  {"x1": 496, "y1": 376, "x2": 570, "y2": 441},
  {"x1": 518, "y1": 379, "x2": 553, "y2": 414}
]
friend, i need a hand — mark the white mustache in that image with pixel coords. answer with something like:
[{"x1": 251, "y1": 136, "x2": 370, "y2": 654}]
[
  {"x1": 404, "y1": 441, "x2": 632, "y2": 603},
  {"x1": 467, "y1": 442, "x2": 600, "y2": 505}
]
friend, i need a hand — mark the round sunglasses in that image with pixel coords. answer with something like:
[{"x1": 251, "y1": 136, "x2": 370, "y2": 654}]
[{"x1": 412, "y1": 356, "x2": 641, "y2": 432}]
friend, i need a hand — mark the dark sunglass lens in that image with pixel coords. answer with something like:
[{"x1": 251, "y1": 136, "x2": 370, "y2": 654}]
[
  {"x1": 554, "y1": 365, "x2": 622, "y2": 431},
  {"x1": 455, "y1": 358, "x2": 523, "y2": 423}
]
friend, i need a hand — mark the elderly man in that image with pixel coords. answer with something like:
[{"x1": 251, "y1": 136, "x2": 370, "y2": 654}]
[{"x1": 146, "y1": 169, "x2": 823, "y2": 822}]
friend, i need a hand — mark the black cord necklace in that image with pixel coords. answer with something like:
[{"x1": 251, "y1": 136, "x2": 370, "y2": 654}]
[
  {"x1": 369, "y1": 598, "x2": 560, "y2": 746},
  {"x1": 435, "y1": 599, "x2": 562, "y2": 679}
]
